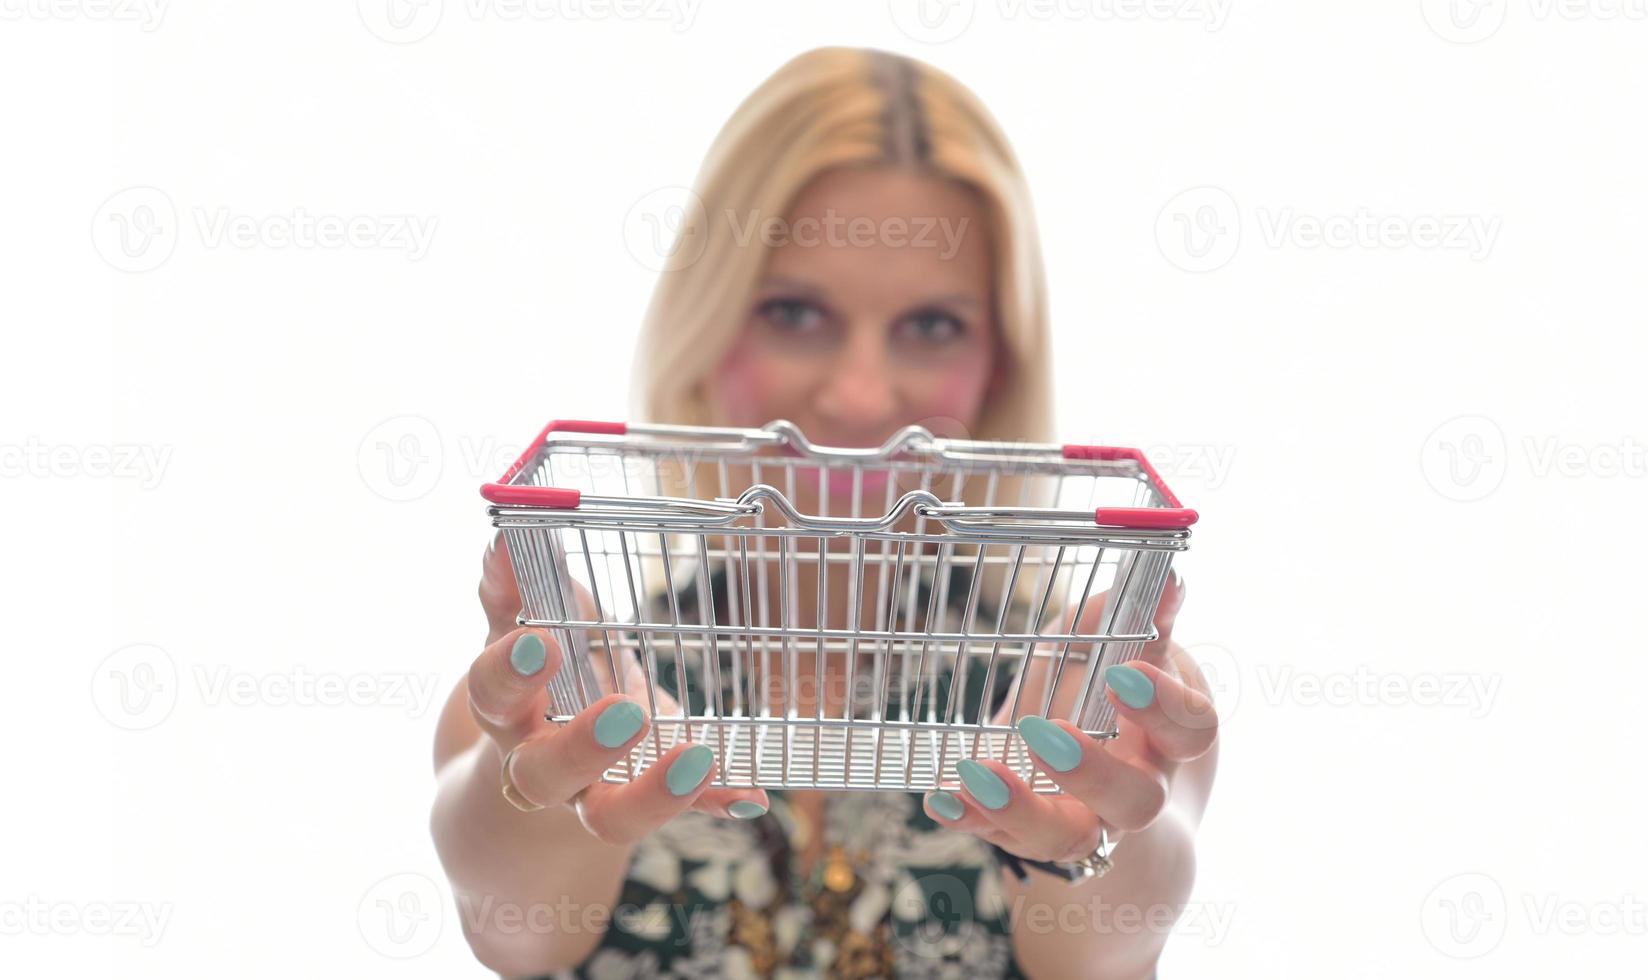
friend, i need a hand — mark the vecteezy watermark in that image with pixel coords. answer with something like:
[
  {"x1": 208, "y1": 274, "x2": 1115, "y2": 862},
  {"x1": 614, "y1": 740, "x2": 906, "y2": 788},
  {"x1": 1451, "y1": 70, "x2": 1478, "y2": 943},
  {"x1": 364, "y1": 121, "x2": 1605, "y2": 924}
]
[
  {"x1": 1422, "y1": 873, "x2": 1509, "y2": 958},
  {"x1": 91, "y1": 644, "x2": 179, "y2": 732},
  {"x1": 91, "y1": 186, "x2": 437, "y2": 272},
  {"x1": 190, "y1": 664, "x2": 443, "y2": 715},
  {"x1": 1155, "y1": 186, "x2": 1502, "y2": 272},
  {"x1": 1256, "y1": 664, "x2": 1501, "y2": 719},
  {"x1": 1422, "y1": 0, "x2": 1648, "y2": 44},
  {"x1": 1175, "y1": 643, "x2": 1502, "y2": 727},
  {"x1": 888, "y1": 0, "x2": 1231, "y2": 44},
  {"x1": 91, "y1": 187, "x2": 176, "y2": 273},
  {"x1": 1421, "y1": 872, "x2": 1648, "y2": 959},
  {"x1": 1062, "y1": 437, "x2": 1237, "y2": 491},
  {"x1": 357, "y1": 0, "x2": 702, "y2": 43},
  {"x1": 1419, "y1": 415, "x2": 1509, "y2": 503},
  {"x1": 93, "y1": 643, "x2": 444, "y2": 730},
  {"x1": 620, "y1": 185, "x2": 975, "y2": 272},
  {"x1": 357, "y1": 414, "x2": 681, "y2": 502},
  {"x1": 0, "y1": 896, "x2": 173, "y2": 947},
  {"x1": 1, "y1": 439, "x2": 172, "y2": 489},
  {"x1": 1419, "y1": 414, "x2": 1647, "y2": 502},
  {"x1": 359, "y1": 873, "x2": 444, "y2": 959},
  {"x1": 358, "y1": 415, "x2": 445, "y2": 502},
  {"x1": 0, "y1": 0, "x2": 168, "y2": 30}
]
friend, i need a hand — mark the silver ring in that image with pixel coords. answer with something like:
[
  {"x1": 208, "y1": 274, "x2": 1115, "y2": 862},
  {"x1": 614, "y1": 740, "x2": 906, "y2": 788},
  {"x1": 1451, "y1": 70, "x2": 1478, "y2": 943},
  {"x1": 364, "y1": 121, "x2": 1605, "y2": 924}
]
[{"x1": 1060, "y1": 827, "x2": 1115, "y2": 882}]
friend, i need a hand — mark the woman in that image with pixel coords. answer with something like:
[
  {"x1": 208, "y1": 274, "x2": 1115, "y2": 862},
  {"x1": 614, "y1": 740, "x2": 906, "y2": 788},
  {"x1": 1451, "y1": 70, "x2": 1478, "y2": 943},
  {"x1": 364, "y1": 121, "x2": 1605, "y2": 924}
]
[{"x1": 432, "y1": 47, "x2": 1218, "y2": 979}]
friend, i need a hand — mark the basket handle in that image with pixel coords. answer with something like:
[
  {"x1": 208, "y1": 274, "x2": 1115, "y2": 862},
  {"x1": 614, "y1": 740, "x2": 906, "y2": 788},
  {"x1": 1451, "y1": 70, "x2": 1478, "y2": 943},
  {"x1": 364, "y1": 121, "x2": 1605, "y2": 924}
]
[
  {"x1": 1063, "y1": 444, "x2": 1199, "y2": 528},
  {"x1": 480, "y1": 419, "x2": 626, "y2": 506}
]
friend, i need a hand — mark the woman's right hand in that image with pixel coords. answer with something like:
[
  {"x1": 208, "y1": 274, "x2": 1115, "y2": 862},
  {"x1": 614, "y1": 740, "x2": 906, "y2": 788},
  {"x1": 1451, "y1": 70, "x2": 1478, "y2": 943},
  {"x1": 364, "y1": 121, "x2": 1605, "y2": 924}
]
[{"x1": 466, "y1": 533, "x2": 770, "y2": 843}]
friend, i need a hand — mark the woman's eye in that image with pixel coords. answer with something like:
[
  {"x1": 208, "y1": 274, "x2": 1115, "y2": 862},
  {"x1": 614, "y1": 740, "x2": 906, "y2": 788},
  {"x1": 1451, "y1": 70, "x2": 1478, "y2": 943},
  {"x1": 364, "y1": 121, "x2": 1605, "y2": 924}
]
[
  {"x1": 758, "y1": 298, "x2": 826, "y2": 332},
  {"x1": 898, "y1": 309, "x2": 965, "y2": 344}
]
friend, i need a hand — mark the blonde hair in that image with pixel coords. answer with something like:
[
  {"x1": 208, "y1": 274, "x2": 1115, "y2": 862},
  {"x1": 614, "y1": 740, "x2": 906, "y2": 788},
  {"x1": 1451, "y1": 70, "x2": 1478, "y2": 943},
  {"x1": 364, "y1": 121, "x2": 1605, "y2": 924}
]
[{"x1": 630, "y1": 46, "x2": 1055, "y2": 447}]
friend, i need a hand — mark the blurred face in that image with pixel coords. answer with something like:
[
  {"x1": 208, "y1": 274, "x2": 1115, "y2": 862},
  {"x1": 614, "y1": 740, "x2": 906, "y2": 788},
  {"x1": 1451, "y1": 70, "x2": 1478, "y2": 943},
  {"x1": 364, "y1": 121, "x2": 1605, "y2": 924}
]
[{"x1": 707, "y1": 167, "x2": 1001, "y2": 458}]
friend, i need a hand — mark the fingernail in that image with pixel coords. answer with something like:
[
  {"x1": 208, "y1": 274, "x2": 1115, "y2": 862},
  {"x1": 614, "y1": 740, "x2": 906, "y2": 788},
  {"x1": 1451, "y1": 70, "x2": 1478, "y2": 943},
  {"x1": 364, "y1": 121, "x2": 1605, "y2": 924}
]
[
  {"x1": 592, "y1": 700, "x2": 644, "y2": 748},
  {"x1": 926, "y1": 790, "x2": 965, "y2": 821},
  {"x1": 665, "y1": 745, "x2": 714, "y2": 796},
  {"x1": 728, "y1": 800, "x2": 767, "y2": 820},
  {"x1": 510, "y1": 632, "x2": 547, "y2": 676},
  {"x1": 955, "y1": 759, "x2": 1010, "y2": 810},
  {"x1": 1104, "y1": 664, "x2": 1156, "y2": 709},
  {"x1": 1016, "y1": 715, "x2": 1082, "y2": 773}
]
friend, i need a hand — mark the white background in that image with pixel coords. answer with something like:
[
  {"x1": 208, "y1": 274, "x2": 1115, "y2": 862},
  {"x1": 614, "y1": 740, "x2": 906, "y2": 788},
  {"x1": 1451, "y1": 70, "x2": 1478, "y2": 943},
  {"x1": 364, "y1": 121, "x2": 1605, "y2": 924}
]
[{"x1": 5, "y1": 0, "x2": 1646, "y2": 976}]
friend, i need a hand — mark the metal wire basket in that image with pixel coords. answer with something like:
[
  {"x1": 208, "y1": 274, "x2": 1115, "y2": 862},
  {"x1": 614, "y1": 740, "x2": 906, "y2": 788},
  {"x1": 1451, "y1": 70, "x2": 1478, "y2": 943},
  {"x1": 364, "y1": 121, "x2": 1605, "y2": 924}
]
[{"x1": 482, "y1": 419, "x2": 1197, "y2": 794}]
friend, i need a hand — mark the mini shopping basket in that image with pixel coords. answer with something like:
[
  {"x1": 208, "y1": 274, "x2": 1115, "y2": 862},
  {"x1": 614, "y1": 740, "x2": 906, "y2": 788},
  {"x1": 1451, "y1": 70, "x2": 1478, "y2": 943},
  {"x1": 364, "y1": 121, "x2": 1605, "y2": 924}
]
[{"x1": 481, "y1": 419, "x2": 1197, "y2": 795}]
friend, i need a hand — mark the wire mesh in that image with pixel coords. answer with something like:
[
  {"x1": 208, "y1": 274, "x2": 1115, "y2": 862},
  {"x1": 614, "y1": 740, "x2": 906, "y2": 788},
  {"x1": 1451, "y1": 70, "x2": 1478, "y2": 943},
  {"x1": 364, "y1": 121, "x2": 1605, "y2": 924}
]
[{"x1": 487, "y1": 420, "x2": 1191, "y2": 794}]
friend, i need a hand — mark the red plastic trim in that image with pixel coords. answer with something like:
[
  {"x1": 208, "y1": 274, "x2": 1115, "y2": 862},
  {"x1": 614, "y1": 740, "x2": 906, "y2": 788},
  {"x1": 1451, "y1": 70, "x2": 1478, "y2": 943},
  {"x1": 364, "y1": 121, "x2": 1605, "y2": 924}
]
[
  {"x1": 479, "y1": 419, "x2": 626, "y2": 506},
  {"x1": 1093, "y1": 506, "x2": 1200, "y2": 529},
  {"x1": 1062, "y1": 444, "x2": 1198, "y2": 529}
]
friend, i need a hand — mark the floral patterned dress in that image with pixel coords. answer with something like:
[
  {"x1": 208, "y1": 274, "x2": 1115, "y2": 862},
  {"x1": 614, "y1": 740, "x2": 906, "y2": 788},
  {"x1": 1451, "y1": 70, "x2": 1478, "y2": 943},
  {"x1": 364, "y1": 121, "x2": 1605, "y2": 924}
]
[
  {"x1": 553, "y1": 784, "x2": 1028, "y2": 979},
  {"x1": 538, "y1": 565, "x2": 1037, "y2": 979}
]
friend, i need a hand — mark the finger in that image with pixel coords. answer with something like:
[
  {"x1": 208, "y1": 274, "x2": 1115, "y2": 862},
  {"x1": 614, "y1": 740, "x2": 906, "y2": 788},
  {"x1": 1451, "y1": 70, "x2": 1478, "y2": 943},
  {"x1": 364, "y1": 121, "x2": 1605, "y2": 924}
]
[
  {"x1": 503, "y1": 692, "x2": 653, "y2": 809},
  {"x1": 466, "y1": 627, "x2": 561, "y2": 748},
  {"x1": 1102, "y1": 659, "x2": 1219, "y2": 762},
  {"x1": 479, "y1": 532, "x2": 526, "y2": 644},
  {"x1": 949, "y1": 759, "x2": 1107, "y2": 863},
  {"x1": 692, "y1": 785, "x2": 773, "y2": 821},
  {"x1": 574, "y1": 742, "x2": 721, "y2": 844},
  {"x1": 1139, "y1": 570, "x2": 1187, "y2": 669},
  {"x1": 1005, "y1": 571, "x2": 1186, "y2": 722},
  {"x1": 1014, "y1": 716, "x2": 1168, "y2": 832},
  {"x1": 921, "y1": 788, "x2": 1022, "y2": 853}
]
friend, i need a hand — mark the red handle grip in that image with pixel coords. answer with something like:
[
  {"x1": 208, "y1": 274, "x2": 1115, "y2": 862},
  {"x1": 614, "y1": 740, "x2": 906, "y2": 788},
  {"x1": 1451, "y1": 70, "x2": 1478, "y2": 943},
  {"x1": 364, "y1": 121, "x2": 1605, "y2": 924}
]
[
  {"x1": 480, "y1": 419, "x2": 626, "y2": 507},
  {"x1": 1062, "y1": 444, "x2": 1197, "y2": 528}
]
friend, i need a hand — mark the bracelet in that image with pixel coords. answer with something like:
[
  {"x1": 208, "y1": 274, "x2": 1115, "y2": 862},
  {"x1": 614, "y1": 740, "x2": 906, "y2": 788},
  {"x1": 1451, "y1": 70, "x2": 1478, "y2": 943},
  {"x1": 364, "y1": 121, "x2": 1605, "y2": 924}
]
[{"x1": 989, "y1": 827, "x2": 1114, "y2": 885}]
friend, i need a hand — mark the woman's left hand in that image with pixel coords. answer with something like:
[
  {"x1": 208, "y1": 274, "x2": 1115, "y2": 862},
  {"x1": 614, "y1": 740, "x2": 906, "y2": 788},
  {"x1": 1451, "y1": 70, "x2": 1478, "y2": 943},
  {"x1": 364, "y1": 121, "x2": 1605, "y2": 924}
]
[{"x1": 922, "y1": 574, "x2": 1219, "y2": 864}]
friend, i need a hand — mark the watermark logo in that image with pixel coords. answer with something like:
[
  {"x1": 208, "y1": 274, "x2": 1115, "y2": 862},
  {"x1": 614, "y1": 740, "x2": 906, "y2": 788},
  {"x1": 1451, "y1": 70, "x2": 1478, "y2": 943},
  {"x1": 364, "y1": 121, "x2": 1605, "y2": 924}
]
[
  {"x1": 358, "y1": 0, "x2": 444, "y2": 43},
  {"x1": 622, "y1": 185, "x2": 709, "y2": 273},
  {"x1": 0, "y1": 0, "x2": 168, "y2": 30},
  {"x1": 359, "y1": 0, "x2": 702, "y2": 42},
  {"x1": 91, "y1": 186, "x2": 437, "y2": 272},
  {"x1": 1420, "y1": 415, "x2": 1508, "y2": 502},
  {"x1": 1424, "y1": 0, "x2": 1648, "y2": 43},
  {"x1": 358, "y1": 872, "x2": 444, "y2": 958},
  {"x1": 1422, "y1": 872, "x2": 1508, "y2": 958},
  {"x1": 91, "y1": 643, "x2": 179, "y2": 731},
  {"x1": 1180, "y1": 643, "x2": 1501, "y2": 723},
  {"x1": 888, "y1": 0, "x2": 977, "y2": 43},
  {"x1": 1155, "y1": 186, "x2": 1241, "y2": 273},
  {"x1": 1157, "y1": 185, "x2": 1501, "y2": 271},
  {"x1": 94, "y1": 644, "x2": 443, "y2": 728},
  {"x1": 1176, "y1": 642, "x2": 1239, "y2": 728},
  {"x1": 890, "y1": 0, "x2": 1229, "y2": 42},
  {"x1": 622, "y1": 189, "x2": 978, "y2": 271},
  {"x1": 91, "y1": 186, "x2": 176, "y2": 273},
  {"x1": 358, "y1": 415, "x2": 444, "y2": 502},
  {"x1": 1, "y1": 439, "x2": 173, "y2": 489},
  {"x1": 1420, "y1": 415, "x2": 1646, "y2": 502},
  {"x1": 1421, "y1": 0, "x2": 1510, "y2": 42},
  {"x1": 0, "y1": 896, "x2": 173, "y2": 946}
]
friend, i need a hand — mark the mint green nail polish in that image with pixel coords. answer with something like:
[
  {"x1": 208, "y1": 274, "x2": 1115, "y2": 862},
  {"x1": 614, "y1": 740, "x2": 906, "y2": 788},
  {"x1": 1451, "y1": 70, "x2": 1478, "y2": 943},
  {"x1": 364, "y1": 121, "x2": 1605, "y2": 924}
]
[
  {"x1": 1017, "y1": 715, "x2": 1082, "y2": 773},
  {"x1": 728, "y1": 800, "x2": 767, "y2": 820},
  {"x1": 592, "y1": 700, "x2": 644, "y2": 748},
  {"x1": 955, "y1": 759, "x2": 1010, "y2": 810},
  {"x1": 926, "y1": 790, "x2": 965, "y2": 821},
  {"x1": 665, "y1": 745, "x2": 714, "y2": 796},
  {"x1": 1105, "y1": 664, "x2": 1155, "y2": 709},
  {"x1": 510, "y1": 632, "x2": 546, "y2": 676}
]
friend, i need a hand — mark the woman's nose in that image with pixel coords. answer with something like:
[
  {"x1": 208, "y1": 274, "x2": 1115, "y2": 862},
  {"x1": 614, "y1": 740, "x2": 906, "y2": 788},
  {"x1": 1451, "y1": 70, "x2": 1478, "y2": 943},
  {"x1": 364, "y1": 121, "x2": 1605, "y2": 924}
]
[{"x1": 813, "y1": 329, "x2": 898, "y2": 432}]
